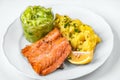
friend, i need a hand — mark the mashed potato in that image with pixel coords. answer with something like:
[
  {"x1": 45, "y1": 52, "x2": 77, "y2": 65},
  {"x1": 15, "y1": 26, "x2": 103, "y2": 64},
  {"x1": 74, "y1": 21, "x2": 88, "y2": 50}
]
[{"x1": 54, "y1": 14, "x2": 101, "y2": 51}]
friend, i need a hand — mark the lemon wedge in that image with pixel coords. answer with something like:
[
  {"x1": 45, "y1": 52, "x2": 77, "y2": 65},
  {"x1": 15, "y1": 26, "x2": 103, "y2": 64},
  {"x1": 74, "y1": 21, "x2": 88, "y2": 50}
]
[{"x1": 67, "y1": 51, "x2": 93, "y2": 64}]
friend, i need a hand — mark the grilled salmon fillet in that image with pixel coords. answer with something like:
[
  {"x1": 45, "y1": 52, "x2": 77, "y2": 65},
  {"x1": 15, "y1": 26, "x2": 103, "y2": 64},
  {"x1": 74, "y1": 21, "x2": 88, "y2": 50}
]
[{"x1": 22, "y1": 28, "x2": 71, "y2": 75}]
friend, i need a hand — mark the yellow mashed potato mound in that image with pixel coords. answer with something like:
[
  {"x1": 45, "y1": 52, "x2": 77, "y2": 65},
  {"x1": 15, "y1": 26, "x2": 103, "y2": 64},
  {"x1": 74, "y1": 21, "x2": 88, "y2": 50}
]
[{"x1": 54, "y1": 14, "x2": 101, "y2": 64}]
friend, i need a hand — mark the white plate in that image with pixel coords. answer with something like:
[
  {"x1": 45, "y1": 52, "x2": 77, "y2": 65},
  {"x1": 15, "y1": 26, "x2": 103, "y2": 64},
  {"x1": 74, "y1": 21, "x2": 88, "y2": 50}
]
[{"x1": 3, "y1": 5, "x2": 114, "y2": 80}]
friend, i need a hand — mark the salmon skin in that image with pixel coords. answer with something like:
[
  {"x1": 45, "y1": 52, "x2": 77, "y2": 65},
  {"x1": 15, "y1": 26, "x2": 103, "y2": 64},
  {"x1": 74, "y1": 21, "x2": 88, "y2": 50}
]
[{"x1": 22, "y1": 28, "x2": 71, "y2": 75}]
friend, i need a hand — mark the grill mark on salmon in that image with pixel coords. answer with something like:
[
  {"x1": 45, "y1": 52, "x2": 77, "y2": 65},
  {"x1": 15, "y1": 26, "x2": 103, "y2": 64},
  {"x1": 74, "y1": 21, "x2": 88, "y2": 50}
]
[{"x1": 22, "y1": 28, "x2": 71, "y2": 75}]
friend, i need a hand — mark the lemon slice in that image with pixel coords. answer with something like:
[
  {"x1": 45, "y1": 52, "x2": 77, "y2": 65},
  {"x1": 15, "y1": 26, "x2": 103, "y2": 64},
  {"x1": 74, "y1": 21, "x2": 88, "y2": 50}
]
[{"x1": 67, "y1": 51, "x2": 93, "y2": 64}]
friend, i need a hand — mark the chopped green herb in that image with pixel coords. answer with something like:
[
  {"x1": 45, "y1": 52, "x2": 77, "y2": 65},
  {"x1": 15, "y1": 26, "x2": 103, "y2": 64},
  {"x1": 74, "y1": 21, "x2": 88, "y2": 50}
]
[
  {"x1": 74, "y1": 29, "x2": 79, "y2": 32},
  {"x1": 64, "y1": 23, "x2": 69, "y2": 28},
  {"x1": 73, "y1": 23, "x2": 78, "y2": 27},
  {"x1": 83, "y1": 24, "x2": 85, "y2": 26},
  {"x1": 73, "y1": 23, "x2": 76, "y2": 26}
]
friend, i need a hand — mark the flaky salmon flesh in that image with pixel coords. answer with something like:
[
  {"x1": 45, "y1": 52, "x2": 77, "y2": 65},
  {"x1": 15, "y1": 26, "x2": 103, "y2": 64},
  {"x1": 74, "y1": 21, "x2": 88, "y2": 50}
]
[{"x1": 22, "y1": 28, "x2": 71, "y2": 75}]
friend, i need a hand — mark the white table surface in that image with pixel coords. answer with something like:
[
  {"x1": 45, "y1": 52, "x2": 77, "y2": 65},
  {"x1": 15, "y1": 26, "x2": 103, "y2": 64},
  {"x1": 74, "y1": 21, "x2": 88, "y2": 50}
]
[{"x1": 0, "y1": 0, "x2": 120, "y2": 80}]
